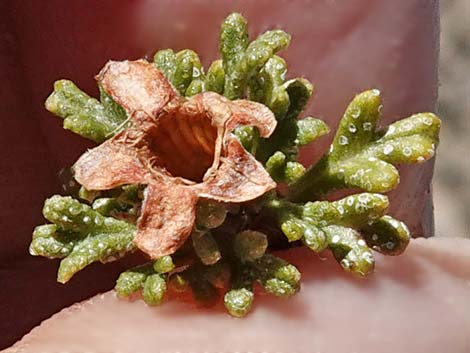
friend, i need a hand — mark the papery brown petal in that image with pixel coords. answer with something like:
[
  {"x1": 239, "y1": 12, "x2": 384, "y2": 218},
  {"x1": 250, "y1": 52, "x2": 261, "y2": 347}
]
[
  {"x1": 197, "y1": 92, "x2": 232, "y2": 129},
  {"x1": 97, "y1": 60, "x2": 177, "y2": 118},
  {"x1": 228, "y1": 99, "x2": 277, "y2": 137},
  {"x1": 197, "y1": 93, "x2": 277, "y2": 138},
  {"x1": 74, "y1": 134, "x2": 147, "y2": 190},
  {"x1": 198, "y1": 138, "x2": 276, "y2": 203},
  {"x1": 135, "y1": 183, "x2": 198, "y2": 258}
]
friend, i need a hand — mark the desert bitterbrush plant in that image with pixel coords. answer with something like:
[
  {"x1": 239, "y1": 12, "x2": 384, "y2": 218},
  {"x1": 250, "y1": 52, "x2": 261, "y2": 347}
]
[{"x1": 31, "y1": 13, "x2": 440, "y2": 317}]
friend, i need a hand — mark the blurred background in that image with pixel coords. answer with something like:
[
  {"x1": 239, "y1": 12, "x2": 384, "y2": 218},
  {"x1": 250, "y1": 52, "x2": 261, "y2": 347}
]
[{"x1": 435, "y1": 0, "x2": 469, "y2": 238}]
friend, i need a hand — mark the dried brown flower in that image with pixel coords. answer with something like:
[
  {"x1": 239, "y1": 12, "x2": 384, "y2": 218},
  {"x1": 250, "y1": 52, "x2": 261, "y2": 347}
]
[{"x1": 74, "y1": 60, "x2": 277, "y2": 258}]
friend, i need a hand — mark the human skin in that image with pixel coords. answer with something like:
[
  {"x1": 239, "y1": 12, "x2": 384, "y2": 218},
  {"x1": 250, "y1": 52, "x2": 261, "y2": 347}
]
[
  {"x1": 2, "y1": 0, "x2": 469, "y2": 352},
  {"x1": 4, "y1": 238, "x2": 470, "y2": 353}
]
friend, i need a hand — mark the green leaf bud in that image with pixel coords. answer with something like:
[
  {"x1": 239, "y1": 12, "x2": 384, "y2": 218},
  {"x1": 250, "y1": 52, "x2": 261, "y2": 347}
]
[
  {"x1": 142, "y1": 274, "x2": 167, "y2": 306},
  {"x1": 153, "y1": 255, "x2": 175, "y2": 274},
  {"x1": 115, "y1": 262, "x2": 154, "y2": 298},
  {"x1": 224, "y1": 288, "x2": 254, "y2": 318},
  {"x1": 45, "y1": 80, "x2": 127, "y2": 142}
]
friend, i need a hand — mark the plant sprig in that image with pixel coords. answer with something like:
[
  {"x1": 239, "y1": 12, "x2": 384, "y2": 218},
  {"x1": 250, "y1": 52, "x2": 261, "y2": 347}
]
[
  {"x1": 288, "y1": 90, "x2": 440, "y2": 201},
  {"x1": 45, "y1": 81, "x2": 128, "y2": 142},
  {"x1": 34, "y1": 12, "x2": 441, "y2": 317}
]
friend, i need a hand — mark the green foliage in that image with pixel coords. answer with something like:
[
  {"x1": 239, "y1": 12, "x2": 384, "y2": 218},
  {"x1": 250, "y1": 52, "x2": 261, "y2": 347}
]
[
  {"x1": 361, "y1": 215, "x2": 411, "y2": 255},
  {"x1": 30, "y1": 195, "x2": 136, "y2": 283},
  {"x1": 289, "y1": 90, "x2": 441, "y2": 201},
  {"x1": 153, "y1": 255, "x2": 175, "y2": 274},
  {"x1": 142, "y1": 274, "x2": 167, "y2": 306},
  {"x1": 246, "y1": 54, "x2": 329, "y2": 181},
  {"x1": 252, "y1": 254, "x2": 301, "y2": 297},
  {"x1": 45, "y1": 80, "x2": 128, "y2": 142},
  {"x1": 219, "y1": 14, "x2": 291, "y2": 100},
  {"x1": 267, "y1": 193, "x2": 410, "y2": 276},
  {"x1": 154, "y1": 49, "x2": 205, "y2": 96},
  {"x1": 115, "y1": 262, "x2": 154, "y2": 298},
  {"x1": 115, "y1": 259, "x2": 173, "y2": 305},
  {"x1": 222, "y1": 252, "x2": 300, "y2": 317}
]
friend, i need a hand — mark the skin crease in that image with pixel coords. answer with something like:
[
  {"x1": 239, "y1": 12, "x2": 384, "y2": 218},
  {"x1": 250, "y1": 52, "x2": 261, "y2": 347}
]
[{"x1": 1, "y1": 0, "x2": 468, "y2": 351}]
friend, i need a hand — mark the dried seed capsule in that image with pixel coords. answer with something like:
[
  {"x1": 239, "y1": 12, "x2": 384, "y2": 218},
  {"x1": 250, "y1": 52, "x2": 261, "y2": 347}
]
[
  {"x1": 224, "y1": 288, "x2": 254, "y2": 318},
  {"x1": 233, "y1": 230, "x2": 268, "y2": 262},
  {"x1": 45, "y1": 80, "x2": 127, "y2": 142},
  {"x1": 142, "y1": 274, "x2": 167, "y2": 306}
]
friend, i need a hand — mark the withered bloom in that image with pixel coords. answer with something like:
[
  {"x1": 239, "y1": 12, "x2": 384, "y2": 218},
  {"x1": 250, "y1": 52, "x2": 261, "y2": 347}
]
[
  {"x1": 74, "y1": 60, "x2": 277, "y2": 258},
  {"x1": 30, "y1": 13, "x2": 441, "y2": 318}
]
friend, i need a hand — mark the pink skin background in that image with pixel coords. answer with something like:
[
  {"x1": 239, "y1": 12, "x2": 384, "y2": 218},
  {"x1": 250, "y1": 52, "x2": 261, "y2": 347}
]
[{"x1": 0, "y1": 0, "x2": 468, "y2": 352}]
